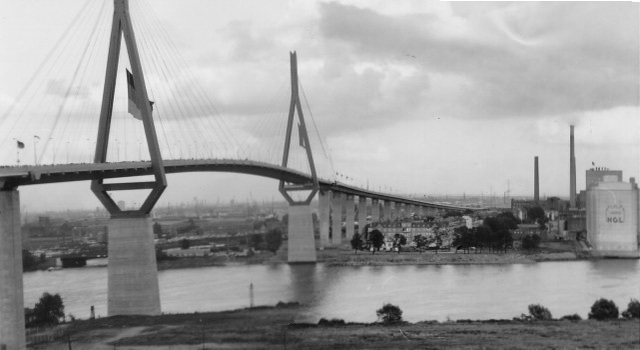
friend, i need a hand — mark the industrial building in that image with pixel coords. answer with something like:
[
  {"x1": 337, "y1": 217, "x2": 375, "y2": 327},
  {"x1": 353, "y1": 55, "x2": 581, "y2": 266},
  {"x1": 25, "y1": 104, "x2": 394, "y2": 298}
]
[
  {"x1": 565, "y1": 126, "x2": 639, "y2": 257},
  {"x1": 585, "y1": 178, "x2": 639, "y2": 257}
]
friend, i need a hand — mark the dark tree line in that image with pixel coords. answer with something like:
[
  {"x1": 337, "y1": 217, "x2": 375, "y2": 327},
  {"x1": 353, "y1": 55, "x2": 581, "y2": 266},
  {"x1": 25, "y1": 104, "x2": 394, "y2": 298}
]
[
  {"x1": 248, "y1": 229, "x2": 283, "y2": 254},
  {"x1": 453, "y1": 212, "x2": 518, "y2": 253}
]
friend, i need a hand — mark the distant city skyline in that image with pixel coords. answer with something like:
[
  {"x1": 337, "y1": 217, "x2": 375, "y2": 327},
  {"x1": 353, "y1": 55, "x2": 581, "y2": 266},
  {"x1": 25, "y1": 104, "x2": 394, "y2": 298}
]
[{"x1": 1, "y1": 0, "x2": 638, "y2": 211}]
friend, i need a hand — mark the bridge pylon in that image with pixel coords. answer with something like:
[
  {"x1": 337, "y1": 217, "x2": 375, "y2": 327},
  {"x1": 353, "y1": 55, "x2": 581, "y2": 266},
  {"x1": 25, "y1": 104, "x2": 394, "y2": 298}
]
[
  {"x1": 0, "y1": 189, "x2": 26, "y2": 350},
  {"x1": 279, "y1": 52, "x2": 319, "y2": 263},
  {"x1": 93, "y1": 0, "x2": 163, "y2": 316}
]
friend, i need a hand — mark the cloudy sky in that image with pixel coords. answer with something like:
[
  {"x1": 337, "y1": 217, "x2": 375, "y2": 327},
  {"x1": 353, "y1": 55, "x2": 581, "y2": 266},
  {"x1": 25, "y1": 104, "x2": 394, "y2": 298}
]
[{"x1": 0, "y1": 0, "x2": 638, "y2": 212}]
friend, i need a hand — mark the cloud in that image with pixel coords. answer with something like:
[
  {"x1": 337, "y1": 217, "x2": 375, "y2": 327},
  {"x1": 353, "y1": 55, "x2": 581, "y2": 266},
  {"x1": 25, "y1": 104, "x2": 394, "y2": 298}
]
[{"x1": 315, "y1": 1, "x2": 638, "y2": 125}]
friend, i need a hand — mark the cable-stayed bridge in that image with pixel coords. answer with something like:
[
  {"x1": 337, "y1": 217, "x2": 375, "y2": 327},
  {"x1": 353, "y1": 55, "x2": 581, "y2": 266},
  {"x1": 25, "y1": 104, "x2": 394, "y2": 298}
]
[{"x1": 0, "y1": 1, "x2": 477, "y2": 347}]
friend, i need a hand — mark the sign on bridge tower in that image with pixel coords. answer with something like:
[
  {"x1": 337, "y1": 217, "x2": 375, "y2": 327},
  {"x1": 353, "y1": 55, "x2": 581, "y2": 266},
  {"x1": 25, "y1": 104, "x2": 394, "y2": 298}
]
[
  {"x1": 279, "y1": 51, "x2": 319, "y2": 206},
  {"x1": 91, "y1": 0, "x2": 166, "y2": 216}
]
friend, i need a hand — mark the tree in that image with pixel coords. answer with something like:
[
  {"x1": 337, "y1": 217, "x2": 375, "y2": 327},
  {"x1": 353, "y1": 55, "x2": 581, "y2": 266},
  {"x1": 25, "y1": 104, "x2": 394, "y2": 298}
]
[
  {"x1": 496, "y1": 229, "x2": 513, "y2": 253},
  {"x1": 153, "y1": 222, "x2": 163, "y2": 235},
  {"x1": 393, "y1": 233, "x2": 407, "y2": 254},
  {"x1": 622, "y1": 299, "x2": 640, "y2": 319},
  {"x1": 265, "y1": 229, "x2": 282, "y2": 254},
  {"x1": 475, "y1": 225, "x2": 493, "y2": 253},
  {"x1": 376, "y1": 303, "x2": 403, "y2": 324},
  {"x1": 522, "y1": 234, "x2": 541, "y2": 251},
  {"x1": 453, "y1": 226, "x2": 474, "y2": 254},
  {"x1": 180, "y1": 238, "x2": 190, "y2": 250},
  {"x1": 350, "y1": 232, "x2": 363, "y2": 253},
  {"x1": 33, "y1": 293, "x2": 65, "y2": 325},
  {"x1": 250, "y1": 233, "x2": 263, "y2": 250},
  {"x1": 22, "y1": 249, "x2": 38, "y2": 271},
  {"x1": 368, "y1": 230, "x2": 385, "y2": 254},
  {"x1": 414, "y1": 234, "x2": 428, "y2": 253},
  {"x1": 496, "y1": 211, "x2": 520, "y2": 227},
  {"x1": 527, "y1": 206, "x2": 545, "y2": 222},
  {"x1": 528, "y1": 304, "x2": 552, "y2": 320},
  {"x1": 588, "y1": 298, "x2": 619, "y2": 320}
]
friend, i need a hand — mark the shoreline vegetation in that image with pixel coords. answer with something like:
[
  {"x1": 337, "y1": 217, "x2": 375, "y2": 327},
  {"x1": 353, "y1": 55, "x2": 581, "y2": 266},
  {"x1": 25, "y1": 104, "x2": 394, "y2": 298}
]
[
  {"x1": 156, "y1": 240, "x2": 592, "y2": 270},
  {"x1": 39, "y1": 302, "x2": 640, "y2": 349},
  {"x1": 25, "y1": 240, "x2": 628, "y2": 273}
]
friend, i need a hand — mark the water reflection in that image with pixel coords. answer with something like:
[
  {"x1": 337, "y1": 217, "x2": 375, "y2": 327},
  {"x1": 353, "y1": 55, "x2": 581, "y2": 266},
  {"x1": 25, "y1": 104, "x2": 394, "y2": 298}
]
[{"x1": 23, "y1": 259, "x2": 640, "y2": 322}]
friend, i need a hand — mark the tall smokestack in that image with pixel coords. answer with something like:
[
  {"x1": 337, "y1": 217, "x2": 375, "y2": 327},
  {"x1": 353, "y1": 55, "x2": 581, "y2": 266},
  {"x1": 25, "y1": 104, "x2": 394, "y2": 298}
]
[
  {"x1": 570, "y1": 125, "x2": 576, "y2": 207},
  {"x1": 534, "y1": 156, "x2": 539, "y2": 204}
]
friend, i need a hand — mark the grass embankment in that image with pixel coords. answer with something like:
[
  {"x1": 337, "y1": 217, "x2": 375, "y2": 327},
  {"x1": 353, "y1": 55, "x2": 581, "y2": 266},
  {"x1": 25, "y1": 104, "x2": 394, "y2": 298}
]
[{"x1": 47, "y1": 303, "x2": 640, "y2": 349}]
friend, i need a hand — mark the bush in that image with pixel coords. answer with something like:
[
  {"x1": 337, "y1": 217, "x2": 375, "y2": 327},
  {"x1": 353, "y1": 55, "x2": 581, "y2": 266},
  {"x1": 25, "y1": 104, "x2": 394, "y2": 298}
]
[
  {"x1": 560, "y1": 314, "x2": 582, "y2": 322},
  {"x1": 32, "y1": 293, "x2": 65, "y2": 326},
  {"x1": 521, "y1": 234, "x2": 541, "y2": 250},
  {"x1": 588, "y1": 298, "x2": 619, "y2": 320},
  {"x1": 528, "y1": 304, "x2": 552, "y2": 320},
  {"x1": 622, "y1": 299, "x2": 640, "y2": 319},
  {"x1": 318, "y1": 318, "x2": 346, "y2": 326},
  {"x1": 376, "y1": 303, "x2": 403, "y2": 324}
]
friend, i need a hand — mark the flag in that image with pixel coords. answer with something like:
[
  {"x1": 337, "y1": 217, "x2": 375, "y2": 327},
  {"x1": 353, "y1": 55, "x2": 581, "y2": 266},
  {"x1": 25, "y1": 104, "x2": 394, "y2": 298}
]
[
  {"x1": 126, "y1": 69, "x2": 142, "y2": 120},
  {"x1": 298, "y1": 123, "x2": 306, "y2": 148},
  {"x1": 16, "y1": 140, "x2": 24, "y2": 149},
  {"x1": 34, "y1": 135, "x2": 40, "y2": 140},
  {"x1": 592, "y1": 161, "x2": 595, "y2": 166}
]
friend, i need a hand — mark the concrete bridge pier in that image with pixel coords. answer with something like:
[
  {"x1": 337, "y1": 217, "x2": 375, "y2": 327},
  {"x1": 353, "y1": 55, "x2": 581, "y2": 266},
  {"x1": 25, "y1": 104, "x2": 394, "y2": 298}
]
[
  {"x1": 383, "y1": 201, "x2": 391, "y2": 221},
  {"x1": 0, "y1": 189, "x2": 26, "y2": 350},
  {"x1": 108, "y1": 215, "x2": 161, "y2": 316},
  {"x1": 287, "y1": 204, "x2": 317, "y2": 263},
  {"x1": 406, "y1": 205, "x2": 414, "y2": 219},
  {"x1": 344, "y1": 195, "x2": 355, "y2": 242},
  {"x1": 318, "y1": 190, "x2": 330, "y2": 248},
  {"x1": 371, "y1": 199, "x2": 380, "y2": 223},
  {"x1": 390, "y1": 202, "x2": 397, "y2": 221},
  {"x1": 331, "y1": 192, "x2": 344, "y2": 245},
  {"x1": 357, "y1": 197, "x2": 367, "y2": 235}
]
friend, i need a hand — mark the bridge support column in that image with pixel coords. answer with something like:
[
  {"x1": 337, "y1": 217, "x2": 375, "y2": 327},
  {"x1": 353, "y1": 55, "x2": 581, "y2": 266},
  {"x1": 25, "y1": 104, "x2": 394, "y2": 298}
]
[
  {"x1": 287, "y1": 204, "x2": 317, "y2": 263},
  {"x1": 331, "y1": 192, "x2": 344, "y2": 245},
  {"x1": 357, "y1": 197, "x2": 367, "y2": 235},
  {"x1": 345, "y1": 195, "x2": 355, "y2": 242},
  {"x1": 390, "y1": 202, "x2": 397, "y2": 221},
  {"x1": 417, "y1": 206, "x2": 424, "y2": 219},
  {"x1": 382, "y1": 201, "x2": 391, "y2": 222},
  {"x1": 108, "y1": 215, "x2": 161, "y2": 316},
  {"x1": 318, "y1": 190, "x2": 330, "y2": 248},
  {"x1": 371, "y1": 199, "x2": 380, "y2": 223},
  {"x1": 0, "y1": 189, "x2": 26, "y2": 350},
  {"x1": 406, "y1": 205, "x2": 414, "y2": 219}
]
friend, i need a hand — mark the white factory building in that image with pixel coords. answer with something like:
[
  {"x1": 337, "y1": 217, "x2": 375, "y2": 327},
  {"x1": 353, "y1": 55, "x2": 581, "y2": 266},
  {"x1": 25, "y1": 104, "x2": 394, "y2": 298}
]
[{"x1": 585, "y1": 173, "x2": 639, "y2": 258}]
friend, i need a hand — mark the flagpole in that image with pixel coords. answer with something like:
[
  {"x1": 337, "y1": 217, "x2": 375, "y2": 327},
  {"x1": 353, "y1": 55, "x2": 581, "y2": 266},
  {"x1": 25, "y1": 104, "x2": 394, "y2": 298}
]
[{"x1": 33, "y1": 135, "x2": 39, "y2": 165}]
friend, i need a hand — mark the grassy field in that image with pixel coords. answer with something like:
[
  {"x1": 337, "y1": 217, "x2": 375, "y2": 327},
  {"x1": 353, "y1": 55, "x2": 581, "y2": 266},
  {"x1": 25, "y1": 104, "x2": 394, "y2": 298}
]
[{"x1": 40, "y1": 303, "x2": 640, "y2": 349}]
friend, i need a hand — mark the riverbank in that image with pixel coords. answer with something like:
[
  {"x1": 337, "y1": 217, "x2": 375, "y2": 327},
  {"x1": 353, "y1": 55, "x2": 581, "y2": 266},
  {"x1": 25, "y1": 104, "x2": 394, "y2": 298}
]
[
  {"x1": 27, "y1": 241, "x2": 592, "y2": 273},
  {"x1": 151, "y1": 241, "x2": 587, "y2": 270},
  {"x1": 264, "y1": 240, "x2": 585, "y2": 266},
  {"x1": 40, "y1": 303, "x2": 640, "y2": 349},
  {"x1": 151, "y1": 249, "x2": 567, "y2": 270}
]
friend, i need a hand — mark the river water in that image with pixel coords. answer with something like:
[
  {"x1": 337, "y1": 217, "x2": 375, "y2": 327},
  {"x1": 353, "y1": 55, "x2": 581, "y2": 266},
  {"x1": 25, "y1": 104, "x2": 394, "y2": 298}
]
[{"x1": 23, "y1": 259, "x2": 640, "y2": 322}]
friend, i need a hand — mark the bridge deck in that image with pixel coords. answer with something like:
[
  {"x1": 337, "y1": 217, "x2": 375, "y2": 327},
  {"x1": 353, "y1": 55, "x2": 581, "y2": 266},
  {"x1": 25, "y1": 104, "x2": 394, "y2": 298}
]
[{"x1": 0, "y1": 159, "x2": 479, "y2": 211}]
